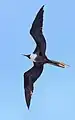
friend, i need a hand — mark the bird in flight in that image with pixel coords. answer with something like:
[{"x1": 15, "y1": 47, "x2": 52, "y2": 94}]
[{"x1": 22, "y1": 5, "x2": 69, "y2": 109}]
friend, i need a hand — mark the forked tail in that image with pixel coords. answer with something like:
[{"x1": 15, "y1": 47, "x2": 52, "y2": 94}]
[{"x1": 46, "y1": 59, "x2": 69, "y2": 68}]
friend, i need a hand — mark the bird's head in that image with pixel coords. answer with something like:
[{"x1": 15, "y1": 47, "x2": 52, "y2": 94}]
[{"x1": 21, "y1": 54, "x2": 31, "y2": 59}]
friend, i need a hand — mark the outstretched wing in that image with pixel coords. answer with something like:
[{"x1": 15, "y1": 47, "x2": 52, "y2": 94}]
[
  {"x1": 30, "y1": 5, "x2": 46, "y2": 56},
  {"x1": 24, "y1": 64, "x2": 43, "y2": 109},
  {"x1": 25, "y1": 86, "x2": 33, "y2": 109}
]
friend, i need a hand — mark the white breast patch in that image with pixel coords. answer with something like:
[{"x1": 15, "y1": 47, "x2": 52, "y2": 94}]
[{"x1": 30, "y1": 54, "x2": 37, "y2": 62}]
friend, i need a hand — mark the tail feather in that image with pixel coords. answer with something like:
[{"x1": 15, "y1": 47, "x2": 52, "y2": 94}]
[{"x1": 46, "y1": 59, "x2": 69, "y2": 68}]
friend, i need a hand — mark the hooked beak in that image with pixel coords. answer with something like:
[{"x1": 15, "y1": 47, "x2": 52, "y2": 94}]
[
  {"x1": 21, "y1": 54, "x2": 30, "y2": 59},
  {"x1": 21, "y1": 54, "x2": 27, "y2": 56}
]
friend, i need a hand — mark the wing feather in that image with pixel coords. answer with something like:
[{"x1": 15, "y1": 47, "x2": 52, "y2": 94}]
[
  {"x1": 24, "y1": 64, "x2": 43, "y2": 109},
  {"x1": 30, "y1": 5, "x2": 46, "y2": 56}
]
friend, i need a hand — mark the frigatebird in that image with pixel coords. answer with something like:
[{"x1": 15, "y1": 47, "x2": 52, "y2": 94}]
[{"x1": 22, "y1": 5, "x2": 69, "y2": 109}]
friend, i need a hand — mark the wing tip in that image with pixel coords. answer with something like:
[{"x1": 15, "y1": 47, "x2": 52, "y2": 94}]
[
  {"x1": 42, "y1": 5, "x2": 45, "y2": 8},
  {"x1": 27, "y1": 102, "x2": 30, "y2": 110},
  {"x1": 40, "y1": 5, "x2": 45, "y2": 11},
  {"x1": 25, "y1": 88, "x2": 33, "y2": 110}
]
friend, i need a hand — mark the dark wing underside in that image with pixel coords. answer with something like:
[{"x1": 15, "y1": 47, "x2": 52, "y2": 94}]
[
  {"x1": 30, "y1": 5, "x2": 46, "y2": 56},
  {"x1": 24, "y1": 63, "x2": 43, "y2": 109}
]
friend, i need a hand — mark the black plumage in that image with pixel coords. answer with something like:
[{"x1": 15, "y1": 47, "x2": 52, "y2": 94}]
[
  {"x1": 24, "y1": 63, "x2": 43, "y2": 109},
  {"x1": 23, "y1": 5, "x2": 69, "y2": 109},
  {"x1": 30, "y1": 5, "x2": 46, "y2": 56}
]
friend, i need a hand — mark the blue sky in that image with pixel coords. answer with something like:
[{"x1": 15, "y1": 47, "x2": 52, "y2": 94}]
[{"x1": 0, "y1": 0, "x2": 75, "y2": 120}]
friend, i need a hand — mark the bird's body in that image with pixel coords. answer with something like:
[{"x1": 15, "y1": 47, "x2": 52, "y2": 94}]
[
  {"x1": 22, "y1": 5, "x2": 69, "y2": 109},
  {"x1": 30, "y1": 53, "x2": 37, "y2": 62}
]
